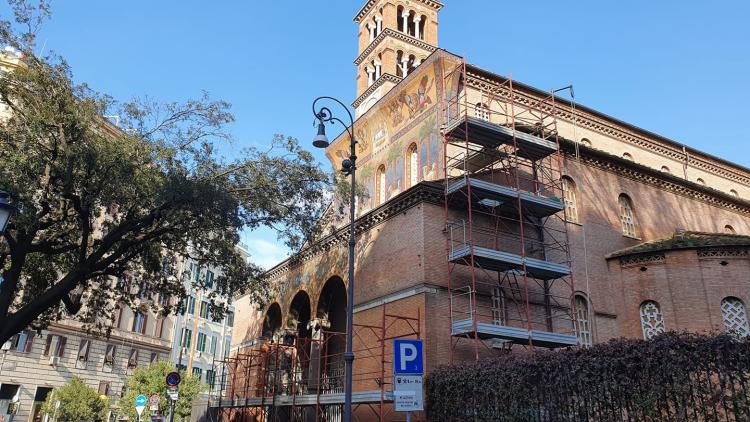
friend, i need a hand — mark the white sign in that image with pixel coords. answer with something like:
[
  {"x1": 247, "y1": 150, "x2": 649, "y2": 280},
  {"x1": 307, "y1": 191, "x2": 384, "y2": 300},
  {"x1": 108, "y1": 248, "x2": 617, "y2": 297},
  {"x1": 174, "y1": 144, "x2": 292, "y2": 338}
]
[
  {"x1": 135, "y1": 405, "x2": 145, "y2": 416},
  {"x1": 393, "y1": 374, "x2": 423, "y2": 411}
]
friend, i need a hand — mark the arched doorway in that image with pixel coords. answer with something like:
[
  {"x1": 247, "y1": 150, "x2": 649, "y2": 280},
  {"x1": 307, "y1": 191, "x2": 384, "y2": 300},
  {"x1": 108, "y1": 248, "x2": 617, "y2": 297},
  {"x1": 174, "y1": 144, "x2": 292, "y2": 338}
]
[
  {"x1": 289, "y1": 291, "x2": 312, "y2": 339},
  {"x1": 262, "y1": 302, "x2": 282, "y2": 339},
  {"x1": 317, "y1": 277, "x2": 347, "y2": 334},
  {"x1": 315, "y1": 277, "x2": 347, "y2": 394}
]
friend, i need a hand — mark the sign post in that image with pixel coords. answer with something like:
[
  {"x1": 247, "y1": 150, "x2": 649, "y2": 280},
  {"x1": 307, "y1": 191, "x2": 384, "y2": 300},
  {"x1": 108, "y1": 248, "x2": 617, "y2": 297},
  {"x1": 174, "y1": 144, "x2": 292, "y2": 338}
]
[
  {"x1": 393, "y1": 339, "x2": 424, "y2": 421},
  {"x1": 166, "y1": 371, "x2": 182, "y2": 422},
  {"x1": 135, "y1": 394, "x2": 148, "y2": 422}
]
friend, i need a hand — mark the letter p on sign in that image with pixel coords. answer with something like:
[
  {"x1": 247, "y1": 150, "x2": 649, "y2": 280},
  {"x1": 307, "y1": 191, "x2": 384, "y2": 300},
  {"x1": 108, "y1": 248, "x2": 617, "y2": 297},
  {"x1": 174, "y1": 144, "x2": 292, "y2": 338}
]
[{"x1": 393, "y1": 339, "x2": 423, "y2": 375}]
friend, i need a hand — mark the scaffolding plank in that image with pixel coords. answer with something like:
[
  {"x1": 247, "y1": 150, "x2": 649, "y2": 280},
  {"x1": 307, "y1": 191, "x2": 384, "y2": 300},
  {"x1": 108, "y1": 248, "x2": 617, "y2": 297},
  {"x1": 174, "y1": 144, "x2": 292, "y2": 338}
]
[
  {"x1": 447, "y1": 177, "x2": 563, "y2": 218},
  {"x1": 215, "y1": 390, "x2": 390, "y2": 408},
  {"x1": 444, "y1": 115, "x2": 557, "y2": 161},
  {"x1": 451, "y1": 319, "x2": 577, "y2": 348},
  {"x1": 448, "y1": 245, "x2": 570, "y2": 280}
]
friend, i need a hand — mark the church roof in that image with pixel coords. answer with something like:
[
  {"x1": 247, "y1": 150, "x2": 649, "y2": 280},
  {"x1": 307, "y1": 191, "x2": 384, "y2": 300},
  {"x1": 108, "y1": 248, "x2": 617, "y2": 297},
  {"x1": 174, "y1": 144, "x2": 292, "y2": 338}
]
[{"x1": 606, "y1": 231, "x2": 750, "y2": 259}]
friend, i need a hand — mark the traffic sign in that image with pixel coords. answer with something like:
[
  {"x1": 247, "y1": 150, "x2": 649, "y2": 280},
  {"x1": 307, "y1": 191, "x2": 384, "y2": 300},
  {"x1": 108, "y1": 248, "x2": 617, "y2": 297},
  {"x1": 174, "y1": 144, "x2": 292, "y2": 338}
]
[
  {"x1": 135, "y1": 395, "x2": 148, "y2": 407},
  {"x1": 393, "y1": 339, "x2": 423, "y2": 375},
  {"x1": 393, "y1": 374, "x2": 424, "y2": 411},
  {"x1": 135, "y1": 394, "x2": 147, "y2": 416},
  {"x1": 166, "y1": 371, "x2": 181, "y2": 387},
  {"x1": 149, "y1": 394, "x2": 160, "y2": 411}
]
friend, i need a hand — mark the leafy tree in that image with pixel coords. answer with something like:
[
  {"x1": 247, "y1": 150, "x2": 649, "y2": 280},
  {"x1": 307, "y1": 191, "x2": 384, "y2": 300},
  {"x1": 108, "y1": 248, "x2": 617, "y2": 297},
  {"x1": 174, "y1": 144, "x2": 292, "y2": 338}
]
[
  {"x1": 41, "y1": 377, "x2": 108, "y2": 422},
  {"x1": 0, "y1": 1, "x2": 329, "y2": 344},
  {"x1": 120, "y1": 360, "x2": 203, "y2": 421}
]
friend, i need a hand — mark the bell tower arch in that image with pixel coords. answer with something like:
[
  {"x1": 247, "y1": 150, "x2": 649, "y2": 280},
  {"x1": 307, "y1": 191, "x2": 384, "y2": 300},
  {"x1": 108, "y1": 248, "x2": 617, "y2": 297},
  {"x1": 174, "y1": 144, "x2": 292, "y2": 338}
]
[{"x1": 352, "y1": 0, "x2": 443, "y2": 117}]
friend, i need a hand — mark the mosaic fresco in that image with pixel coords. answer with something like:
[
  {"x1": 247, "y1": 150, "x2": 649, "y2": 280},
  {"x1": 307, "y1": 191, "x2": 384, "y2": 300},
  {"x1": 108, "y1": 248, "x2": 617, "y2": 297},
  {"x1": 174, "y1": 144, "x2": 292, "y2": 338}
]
[{"x1": 326, "y1": 52, "x2": 463, "y2": 216}]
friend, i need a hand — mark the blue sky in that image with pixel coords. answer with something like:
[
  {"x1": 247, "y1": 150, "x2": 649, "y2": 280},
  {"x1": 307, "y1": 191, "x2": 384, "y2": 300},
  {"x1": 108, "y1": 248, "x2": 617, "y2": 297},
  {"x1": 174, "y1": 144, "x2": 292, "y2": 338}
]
[{"x1": 24, "y1": 0, "x2": 750, "y2": 268}]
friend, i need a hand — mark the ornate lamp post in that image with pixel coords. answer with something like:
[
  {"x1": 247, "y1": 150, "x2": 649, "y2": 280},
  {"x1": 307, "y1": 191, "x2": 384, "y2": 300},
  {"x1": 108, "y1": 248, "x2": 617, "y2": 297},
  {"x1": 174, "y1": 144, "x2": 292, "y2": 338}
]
[
  {"x1": 0, "y1": 191, "x2": 17, "y2": 234},
  {"x1": 311, "y1": 96, "x2": 357, "y2": 422}
]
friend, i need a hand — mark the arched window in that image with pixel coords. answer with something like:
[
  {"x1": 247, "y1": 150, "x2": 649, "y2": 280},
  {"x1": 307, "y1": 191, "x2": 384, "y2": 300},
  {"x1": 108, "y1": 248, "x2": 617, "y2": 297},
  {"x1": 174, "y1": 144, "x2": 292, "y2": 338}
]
[
  {"x1": 406, "y1": 143, "x2": 418, "y2": 187},
  {"x1": 661, "y1": 166, "x2": 670, "y2": 174},
  {"x1": 730, "y1": 189, "x2": 739, "y2": 197},
  {"x1": 640, "y1": 300, "x2": 665, "y2": 340},
  {"x1": 721, "y1": 297, "x2": 750, "y2": 337},
  {"x1": 575, "y1": 294, "x2": 592, "y2": 347},
  {"x1": 419, "y1": 15, "x2": 427, "y2": 40},
  {"x1": 396, "y1": 50, "x2": 405, "y2": 77},
  {"x1": 696, "y1": 178, "x2": 706, "y2": 186},
  {"x1": 407, "y1": 11, "x2": 416, "y2": 37},
  {"x1": 376, "y1": 165, "x2": 386, "y2": 205},
  {"x1": 725, "y1": 225, "x2": 736, "y2": 234},
  {"x1": 562, "y1": 177, "x2": 579, "y2": 223},
  {"x1": 397, "y1": 6, "x2": 405, "y2": 32},
  {"x1": 580, "y1": 138, "x2": 592, "y2": 147},
  {"x1": 474, "y1": 103, "x2": 490, "y2": 121},
  {"x1": 407, "y1": 54, "x2": 416, "y2": 74},
  {"x1": 618, "y1": 194, "x2": 636, "y2": 237},
  {"x1": 622, "y1": 152, "x2": 633, "y2": 161}
]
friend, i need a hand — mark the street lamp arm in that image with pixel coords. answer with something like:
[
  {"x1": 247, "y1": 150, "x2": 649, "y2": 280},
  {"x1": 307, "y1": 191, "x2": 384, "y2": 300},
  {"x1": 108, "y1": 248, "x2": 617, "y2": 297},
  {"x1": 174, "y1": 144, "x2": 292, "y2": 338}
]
[{"x1": 312, "y1": 96, "x2": 355, "y2": 129}]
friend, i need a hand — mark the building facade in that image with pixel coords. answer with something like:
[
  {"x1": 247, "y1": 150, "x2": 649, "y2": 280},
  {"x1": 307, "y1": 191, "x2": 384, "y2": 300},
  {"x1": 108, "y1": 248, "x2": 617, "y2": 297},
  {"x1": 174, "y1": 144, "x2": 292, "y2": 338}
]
[
  {"x1": 0, "y1": 312, "x2": 174, "y2": 422},
  {"x1": 169, "y1": 251, "x2": 241, "y2": 389},
  {"x1": 220, "y1": 1, "x2": 750, "y2": 420}
]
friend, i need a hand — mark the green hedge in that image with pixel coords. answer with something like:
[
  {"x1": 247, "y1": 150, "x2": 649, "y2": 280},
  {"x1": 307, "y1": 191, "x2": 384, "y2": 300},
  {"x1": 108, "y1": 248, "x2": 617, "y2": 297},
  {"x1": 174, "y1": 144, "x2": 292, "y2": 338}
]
[{"x1": 426, "y1": 333, "x2": 750, "y2": 421}]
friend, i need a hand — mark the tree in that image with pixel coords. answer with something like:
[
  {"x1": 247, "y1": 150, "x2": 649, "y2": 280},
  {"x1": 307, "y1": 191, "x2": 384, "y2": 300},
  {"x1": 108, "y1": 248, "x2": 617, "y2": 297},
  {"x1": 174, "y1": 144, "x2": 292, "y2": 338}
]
[
  {"x1": 41, "y1": 377, "x2": 108, "y2": 422},
  {"x1": 120, "y1": 360, "x2": 203, "y2": 421},
  {"x1": 0, "y1": 1, "x2": 329, "y2": 344}
]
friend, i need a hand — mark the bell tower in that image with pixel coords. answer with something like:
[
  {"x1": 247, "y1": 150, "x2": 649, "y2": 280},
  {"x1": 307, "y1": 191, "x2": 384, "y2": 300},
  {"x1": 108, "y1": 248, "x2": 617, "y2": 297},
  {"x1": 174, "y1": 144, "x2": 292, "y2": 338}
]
[{"x1": 352, "y1": 0, "x2": 442, "y2": 117}]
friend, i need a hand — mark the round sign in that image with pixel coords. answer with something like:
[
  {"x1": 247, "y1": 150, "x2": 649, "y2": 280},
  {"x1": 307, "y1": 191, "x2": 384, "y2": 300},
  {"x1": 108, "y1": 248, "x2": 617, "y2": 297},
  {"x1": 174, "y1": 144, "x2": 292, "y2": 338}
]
[
  {"x1": 135, "y1": 394, "x2": 148, "y2": 407},
  {"x1": 149, "y1": 394, "x2": 160, "y2": 405},
  {"x1": 166, "y1": 371, "x2": 181, "y2": 387}
]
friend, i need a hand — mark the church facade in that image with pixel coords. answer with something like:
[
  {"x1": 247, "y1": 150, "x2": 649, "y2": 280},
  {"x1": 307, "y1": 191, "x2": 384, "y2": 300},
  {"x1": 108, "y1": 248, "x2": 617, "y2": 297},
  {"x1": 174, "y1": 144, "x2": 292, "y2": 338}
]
[{"x1": 221, "y1": 1, "x2": 750, "y2": 420}]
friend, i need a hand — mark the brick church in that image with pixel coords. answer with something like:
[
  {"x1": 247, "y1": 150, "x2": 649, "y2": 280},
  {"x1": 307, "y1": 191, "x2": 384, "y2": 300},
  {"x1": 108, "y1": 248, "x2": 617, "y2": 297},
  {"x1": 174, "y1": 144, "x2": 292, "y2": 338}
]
[{"x1": 219, "y1": 1, "x2": 750, "y2": 420}]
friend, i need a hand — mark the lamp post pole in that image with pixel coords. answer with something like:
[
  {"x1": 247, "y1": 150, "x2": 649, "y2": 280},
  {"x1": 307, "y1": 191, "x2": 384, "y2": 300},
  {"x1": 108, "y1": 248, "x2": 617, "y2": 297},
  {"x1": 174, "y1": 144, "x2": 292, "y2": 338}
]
[{"x1": 311, "y1": 97, "x2": 357, "y2": 422}]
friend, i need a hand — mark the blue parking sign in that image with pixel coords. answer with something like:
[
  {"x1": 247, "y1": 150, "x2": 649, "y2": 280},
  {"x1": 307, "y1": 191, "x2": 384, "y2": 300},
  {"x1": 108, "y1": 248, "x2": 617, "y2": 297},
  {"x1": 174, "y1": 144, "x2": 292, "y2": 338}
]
[{"x1": 393, "y1": 339, "x2": 423, "y2": 375}]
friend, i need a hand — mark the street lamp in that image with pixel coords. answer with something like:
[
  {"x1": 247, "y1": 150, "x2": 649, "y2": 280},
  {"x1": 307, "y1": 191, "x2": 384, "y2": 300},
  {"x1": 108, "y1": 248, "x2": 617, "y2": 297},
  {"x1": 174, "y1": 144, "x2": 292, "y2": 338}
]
[
  {"x1": 0, "y1": 191, "x2": 17, "y2": 234},
  {"x1": 311, "y1": 96, "x2": 357, "y2": 422}
]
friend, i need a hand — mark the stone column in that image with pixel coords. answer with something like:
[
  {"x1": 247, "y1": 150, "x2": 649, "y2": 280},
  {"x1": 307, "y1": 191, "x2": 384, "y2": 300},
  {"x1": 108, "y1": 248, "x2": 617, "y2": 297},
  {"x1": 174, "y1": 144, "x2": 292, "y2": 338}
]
[
  {"x1": 374, "y1": 59, "x2": 382, "y2": 79},
  {"x1": 374, "y1": 15, "x2": 383, "y2": 35},
  {"x1": 366, "y1": 66, "x2": 375, "y2": 86},
  {"x1": 402, "y1": 12, "x2": 410, "y2": 34},
  {"x1": 367, "y1": 23, "x2": 376, "y2": 42},
  {"x1": 414, "y1": 15, "x2": 423, "y2": 39},
  {"x1": 400, "y1": 58, "x2": 409, "y2": 77}
]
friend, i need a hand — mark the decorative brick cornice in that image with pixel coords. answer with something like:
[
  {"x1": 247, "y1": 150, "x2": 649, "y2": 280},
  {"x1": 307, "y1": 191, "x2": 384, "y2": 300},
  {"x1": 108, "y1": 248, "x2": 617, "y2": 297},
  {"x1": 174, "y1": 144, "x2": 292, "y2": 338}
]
[
  {"x1": 464, "y1": 68, "x2": 750, "y2": 186},
  {"x1": 263, "y1": 182, "x2": 444, "y2": 280},
  {"x1": 619, "y1": 253, "x2": 666, "y2": 268},
  {"x1": 354, "y1": 28, "x2": 437, "y2": 66},
  {"x1": 352, "y1": 73, "x2": 402, "y2": 108},
  {"x1": 354, "y1": 0, "x2": 443, "y2": 23},
  {"x1": 697, "y1": 248, "x2": 749, "y2": 259}
]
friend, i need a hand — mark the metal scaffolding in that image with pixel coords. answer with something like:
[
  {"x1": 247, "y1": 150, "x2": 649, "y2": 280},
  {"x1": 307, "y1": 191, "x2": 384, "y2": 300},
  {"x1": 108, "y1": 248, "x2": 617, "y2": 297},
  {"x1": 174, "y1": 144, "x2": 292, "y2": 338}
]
[
  {"x1": 208, "y1": 305, "x2": 421, "y2": 422},
  {"x1": 442, "y1": 57, "x2": 577, "y2": 361}
]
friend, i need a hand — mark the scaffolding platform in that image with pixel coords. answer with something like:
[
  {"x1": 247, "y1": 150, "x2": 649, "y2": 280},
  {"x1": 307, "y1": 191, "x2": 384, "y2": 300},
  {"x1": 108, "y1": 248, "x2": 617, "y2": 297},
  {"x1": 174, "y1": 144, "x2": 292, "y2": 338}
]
[
  {"x1": 449, "y1": 245, "x2": 570, "y2": 280},
  {"x1": 452, "y1": 319, "x2": 578, "y2": 348},
  {"x1": 447, "y1": 177, "x2": 563, "y2": 218},
  {"x1": 218, "y1": 390, "x2": 390, "y2": 408},
  {"x1": 444, "y1": 115, "x2": 557, "y2": 161}
]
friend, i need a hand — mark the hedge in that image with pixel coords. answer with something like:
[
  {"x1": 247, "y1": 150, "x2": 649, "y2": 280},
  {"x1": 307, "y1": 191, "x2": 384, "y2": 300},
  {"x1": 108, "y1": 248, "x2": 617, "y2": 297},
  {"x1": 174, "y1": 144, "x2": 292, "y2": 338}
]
[{"x1": 426, "y1": 332, "x2": 750, "y2": 421}]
